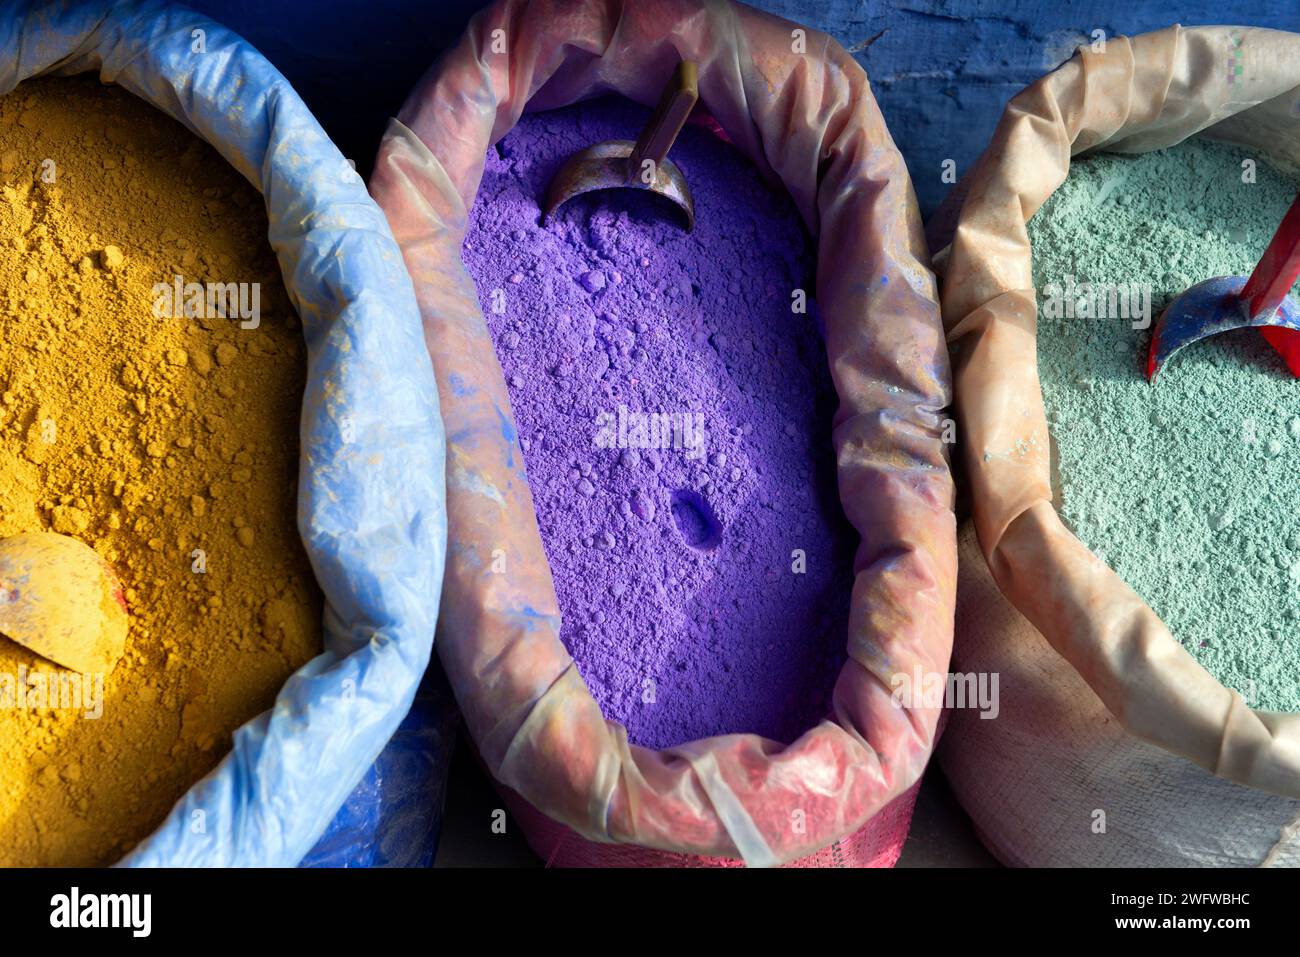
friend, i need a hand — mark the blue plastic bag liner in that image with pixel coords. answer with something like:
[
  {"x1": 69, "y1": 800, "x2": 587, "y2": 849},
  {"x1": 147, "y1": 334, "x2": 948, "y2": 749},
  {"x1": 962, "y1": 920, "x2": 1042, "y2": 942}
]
[{"x1": 0, "y1": 0, "x2": 447, "y2": 867}]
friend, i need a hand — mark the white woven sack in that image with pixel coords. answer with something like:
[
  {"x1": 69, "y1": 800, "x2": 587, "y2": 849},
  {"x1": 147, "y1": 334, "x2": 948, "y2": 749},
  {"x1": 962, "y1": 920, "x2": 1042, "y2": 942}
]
[{"x1": 942, "y1": 524, "x2": 1300, "y2": 867}]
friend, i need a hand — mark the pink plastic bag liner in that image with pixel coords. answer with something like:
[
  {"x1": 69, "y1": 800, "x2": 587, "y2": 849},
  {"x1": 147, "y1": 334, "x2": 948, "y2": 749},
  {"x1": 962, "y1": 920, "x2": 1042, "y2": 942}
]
[{"x1": 370, "y1": 0, "x2": 955, "y2": 866}]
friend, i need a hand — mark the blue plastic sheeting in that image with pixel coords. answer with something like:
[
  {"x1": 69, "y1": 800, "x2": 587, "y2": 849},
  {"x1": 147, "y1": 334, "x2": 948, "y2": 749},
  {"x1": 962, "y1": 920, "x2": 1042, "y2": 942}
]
[
  {"x1": 302, "y1": 662, "x2": 459, "y2": 867},
  {"x1": 749, "y1": 0, "x2": 1300, "y2": 213},
  {"x1": 0, "y1": 0, "x2": 447, "y2": 867},
  {"x1": 189, "y1": 0, "x2": 1300, "y2": 214},
  {"x1": 188, "y1": 0, "x2": 485, "y2": 180}
]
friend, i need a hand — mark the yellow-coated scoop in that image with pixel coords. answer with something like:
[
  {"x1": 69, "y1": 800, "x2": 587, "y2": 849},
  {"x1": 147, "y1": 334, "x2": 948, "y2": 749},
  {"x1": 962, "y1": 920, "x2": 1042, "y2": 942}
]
[{"x1": 0, "y1": 532, "x2": 129, "y2": 674}]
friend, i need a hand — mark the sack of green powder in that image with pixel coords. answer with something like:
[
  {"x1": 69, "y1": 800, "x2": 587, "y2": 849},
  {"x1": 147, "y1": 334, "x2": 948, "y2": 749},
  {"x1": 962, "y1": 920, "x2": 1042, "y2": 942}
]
[
  {"x1": 369, "y1": 0, "x2": 956, "y2": 866},
  {"x1": 1, "y1": 0, "x2": 447, "y2": 866},
  {"x1": 934, "y1": 25, "x2": 1300, "y2": 866}
]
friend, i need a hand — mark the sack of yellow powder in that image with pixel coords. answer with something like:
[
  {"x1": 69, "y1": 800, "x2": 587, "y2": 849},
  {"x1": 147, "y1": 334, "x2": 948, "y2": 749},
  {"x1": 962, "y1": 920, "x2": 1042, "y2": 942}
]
[
  {"x1": 0, "y1": 1, "x2": 446, "y2": 866},
  {"x1": 933, "y1": 25, "x2": 1300, "y2": 866}
]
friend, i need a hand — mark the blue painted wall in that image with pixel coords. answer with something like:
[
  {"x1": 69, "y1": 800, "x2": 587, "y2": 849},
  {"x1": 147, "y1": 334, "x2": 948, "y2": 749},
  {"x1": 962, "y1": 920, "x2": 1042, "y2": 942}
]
[{"x1": 190, "y1": 1, "x2": 1300, "y2": 213}]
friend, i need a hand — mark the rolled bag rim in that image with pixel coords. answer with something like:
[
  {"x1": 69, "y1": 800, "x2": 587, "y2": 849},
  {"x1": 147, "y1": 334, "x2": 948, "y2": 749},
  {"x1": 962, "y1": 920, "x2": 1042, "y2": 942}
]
[
  {"x1": 370, "y1": 0, "x2": 955, "y2": 866},
  {"x1": 942, "y1": 519, "x2": 1300, "y2": 867},
  {"x1": 938, "y1": 24, "x2": 1300, "y2": 798},
  {"x1": 0, "y1": 0, "x2": 448, "y2": 866}
]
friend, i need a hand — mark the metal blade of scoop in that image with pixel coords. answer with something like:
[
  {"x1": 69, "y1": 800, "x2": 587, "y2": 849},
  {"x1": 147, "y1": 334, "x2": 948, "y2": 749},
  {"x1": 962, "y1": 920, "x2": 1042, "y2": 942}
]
[
  {"x1": 542, "y1": 140, "x2": 695, "y2": 230},
  {"x1": 1146, "y1": 276, "x2": 1300, "y2": 381},
  {"x1": 0, "y1": 532, "x2": 129, "y2": 674},
  {"x1": 1148, "y1": 189, "x2": 1300, "y2": 381},
  {"x1": 542, "y1": 60, "x2": 699, "y2": 231}
]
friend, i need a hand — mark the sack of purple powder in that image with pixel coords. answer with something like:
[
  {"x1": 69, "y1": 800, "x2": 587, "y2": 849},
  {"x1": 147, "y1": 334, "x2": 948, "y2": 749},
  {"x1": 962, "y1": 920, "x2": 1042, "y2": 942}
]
[{"x1": 371, "y1": 0, "x2": 955, "y2": 867}]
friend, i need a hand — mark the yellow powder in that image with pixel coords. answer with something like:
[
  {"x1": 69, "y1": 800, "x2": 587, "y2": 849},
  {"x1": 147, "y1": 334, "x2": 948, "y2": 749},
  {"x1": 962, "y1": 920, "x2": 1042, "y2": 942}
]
[{"x1": 0, "y1": 76, "x2": 323, "y2": 865}]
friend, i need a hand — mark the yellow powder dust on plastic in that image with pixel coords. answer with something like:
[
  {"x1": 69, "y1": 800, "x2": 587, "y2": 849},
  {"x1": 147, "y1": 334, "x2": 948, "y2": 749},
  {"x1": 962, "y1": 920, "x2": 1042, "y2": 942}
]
[{"x1": 0, "y1": 76, "x2": 322, "y2": 865}]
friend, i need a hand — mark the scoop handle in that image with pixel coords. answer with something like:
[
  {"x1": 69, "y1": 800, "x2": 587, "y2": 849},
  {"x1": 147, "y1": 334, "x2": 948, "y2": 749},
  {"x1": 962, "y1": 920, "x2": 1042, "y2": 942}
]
[
  {"x1": 1242, "y1": 189, "x2": 1300, "y2": 320},
  {"x1": 626, "y1": 61, "x2": 699, "y2": 185}
]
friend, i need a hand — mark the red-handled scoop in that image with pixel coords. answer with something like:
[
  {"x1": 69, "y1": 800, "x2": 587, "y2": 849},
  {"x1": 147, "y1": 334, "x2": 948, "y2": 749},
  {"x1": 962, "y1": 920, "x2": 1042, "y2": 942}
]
[{"x1": 1147, "y1": 189, "x2": 1300, "y2": 382}]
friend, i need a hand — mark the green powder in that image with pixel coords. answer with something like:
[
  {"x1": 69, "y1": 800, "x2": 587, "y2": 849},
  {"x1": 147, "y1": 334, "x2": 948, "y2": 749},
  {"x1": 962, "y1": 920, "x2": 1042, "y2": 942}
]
[{"x1": 1031, "y1": 138, "x2": 1300, "y2": 713}]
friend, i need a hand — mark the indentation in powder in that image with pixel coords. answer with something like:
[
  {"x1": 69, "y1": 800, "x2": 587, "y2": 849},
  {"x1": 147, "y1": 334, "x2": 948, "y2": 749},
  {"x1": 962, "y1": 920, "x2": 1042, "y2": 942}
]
[{"x1": 670, "y1": 489, "x2": 721, "y2": 550}]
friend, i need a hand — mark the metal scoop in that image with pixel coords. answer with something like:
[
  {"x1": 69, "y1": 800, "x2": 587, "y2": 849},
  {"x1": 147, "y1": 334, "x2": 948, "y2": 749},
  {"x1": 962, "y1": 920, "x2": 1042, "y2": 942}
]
[
  {"x1": 542, "y1": 60, "x2": 699, "y2": 231},
  {"x1": 0, "y1": 532, "x2": 129, "y2": 674},
  {"x1": 1147, "y1": 190, "x2": 1300, "y2": 382}
]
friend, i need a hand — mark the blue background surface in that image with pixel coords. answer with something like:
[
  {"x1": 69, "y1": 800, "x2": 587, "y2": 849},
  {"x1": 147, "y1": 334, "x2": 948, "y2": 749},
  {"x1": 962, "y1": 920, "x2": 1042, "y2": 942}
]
[
  {"x1": 189, "y1": 1, "x2": 1300, "y2": 214},
  {"x1": 753, "y1": 1, "x2": 1300, "y2": 212}
]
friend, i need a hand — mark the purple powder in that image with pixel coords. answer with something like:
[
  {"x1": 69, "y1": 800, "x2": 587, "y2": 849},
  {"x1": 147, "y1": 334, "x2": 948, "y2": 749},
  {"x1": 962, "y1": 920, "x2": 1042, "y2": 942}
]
[{"x1": 463, "y1": 97, "x2": 854, "y2": 749}]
